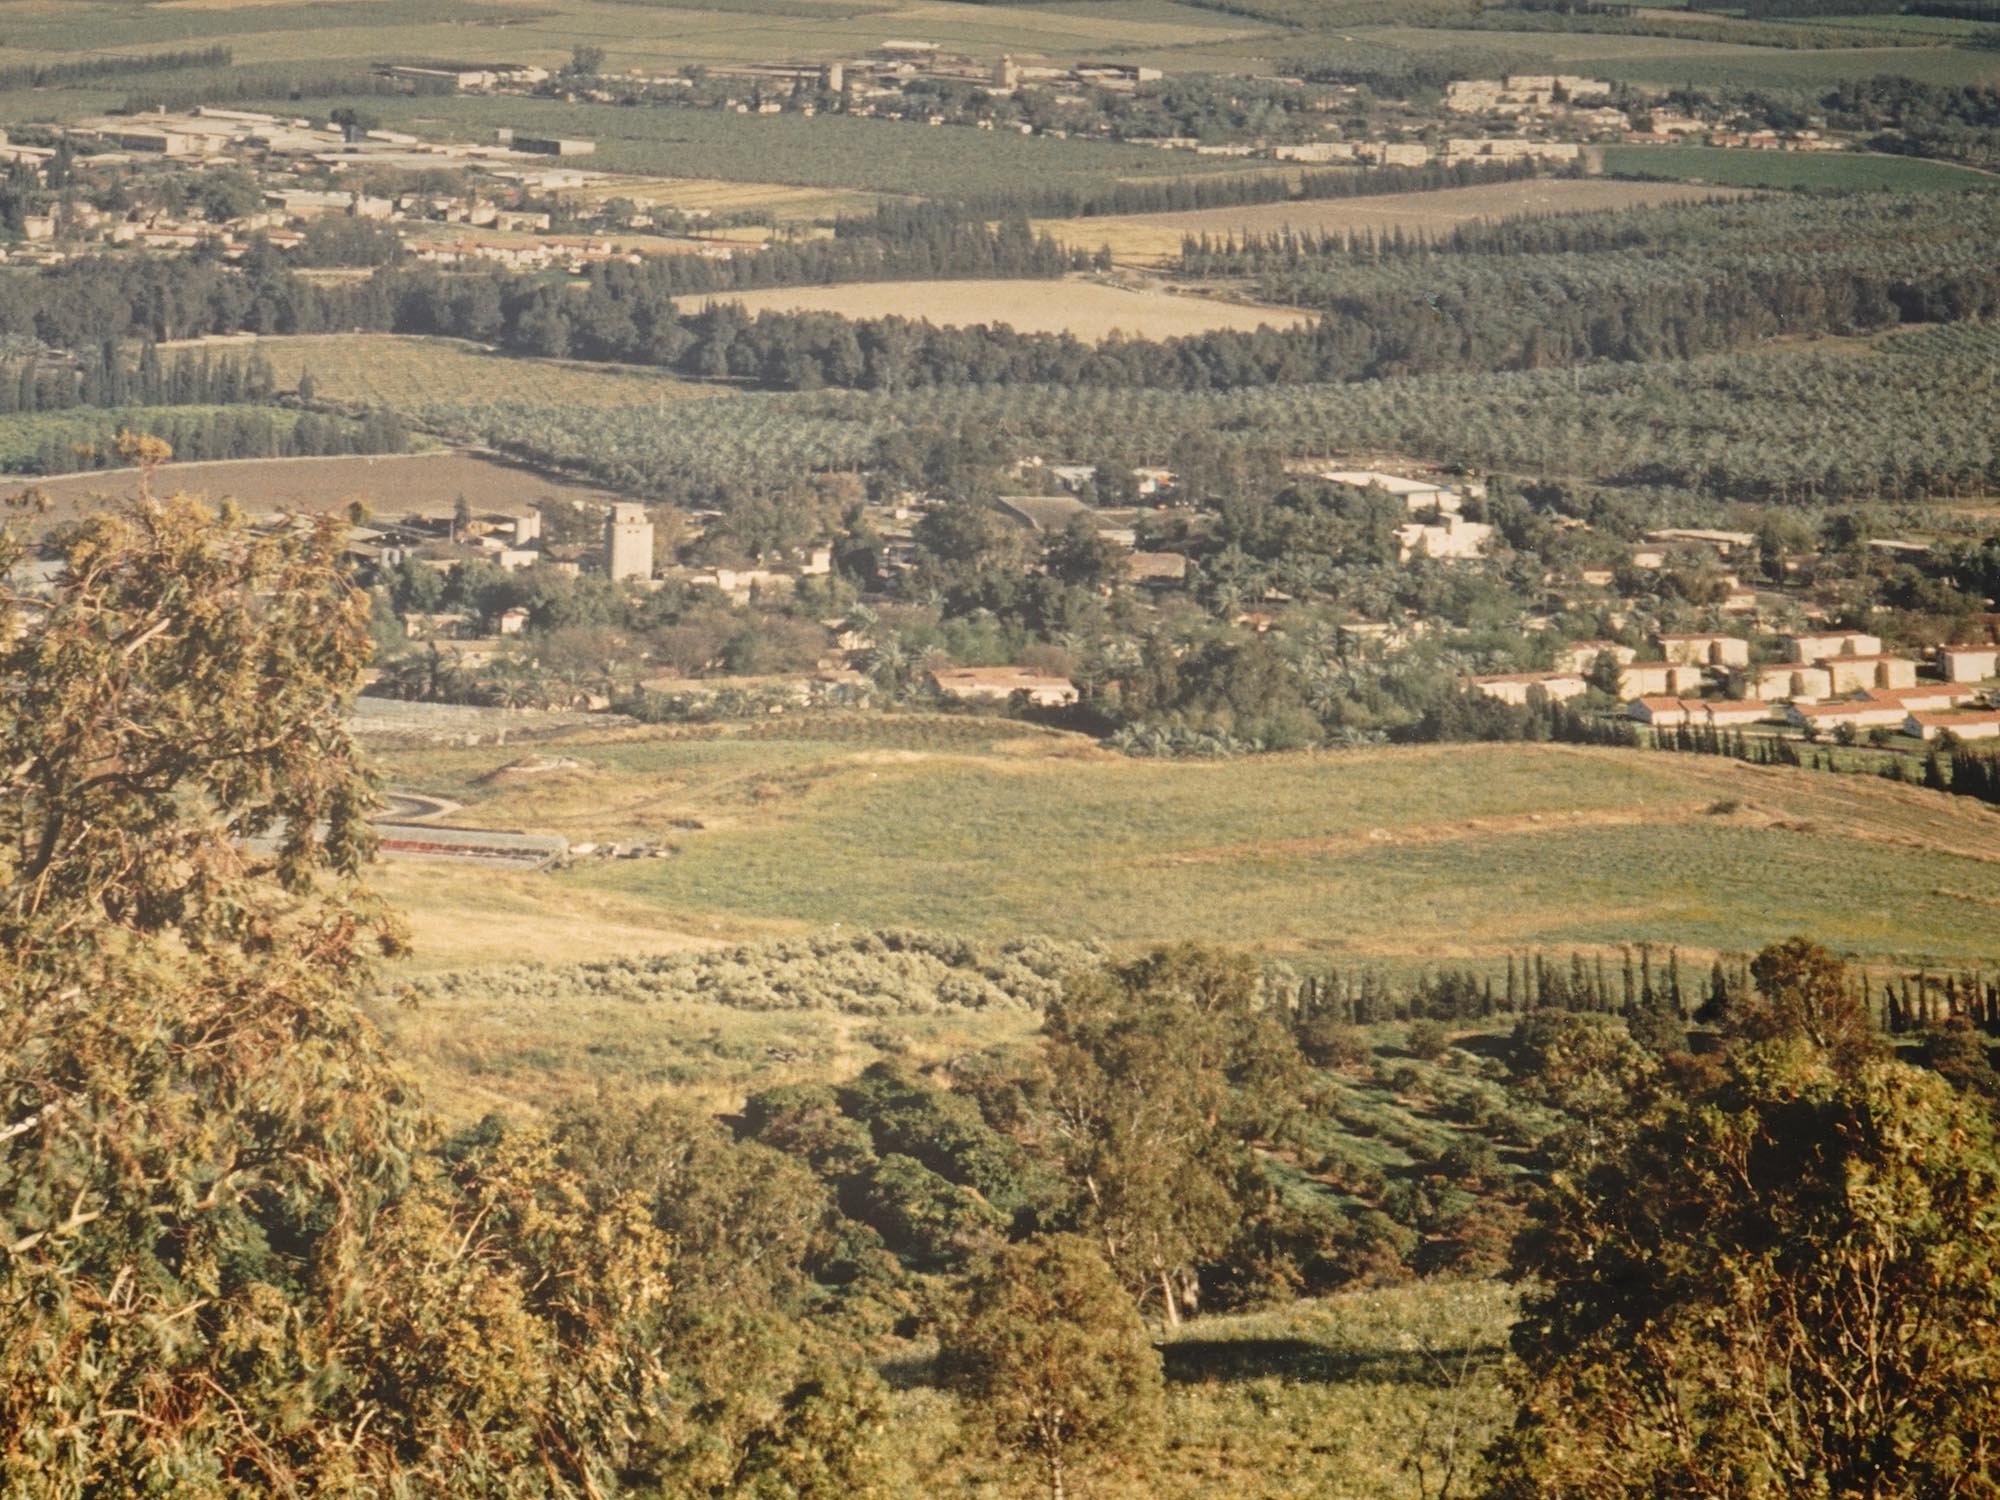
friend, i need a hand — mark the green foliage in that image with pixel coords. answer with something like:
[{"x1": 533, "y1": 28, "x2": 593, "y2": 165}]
[
  {"x1": 423, "y1": 315, "x2": 2000, "y2": 508},
  {"x1": 1038, "y1": 946, "x2": 1308, "y2": 1322},
  {"x1": 1740, "y1": 934, "x2": 1882, "y2": 1069},
  {"x1": 0, "y1": 481, "x2": 674, "y2": 1495},
  {"x1": 401, "y1": 929, "x2": 1101, "y2": 1016},
  {"x1": 1493, "y1": 1043, "x2": 2000, "y2": 1499},
  {"x1": 1602, "y1": 143, "x2": 1997, "y2": 189},
  {"x1": 941, "y1": 1234, "x2": 1166, "y2": 1500}
]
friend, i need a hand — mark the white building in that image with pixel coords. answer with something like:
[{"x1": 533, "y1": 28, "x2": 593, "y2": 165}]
[{"x1": 605, "y1": 502, "x2": 654, "y2": 582}]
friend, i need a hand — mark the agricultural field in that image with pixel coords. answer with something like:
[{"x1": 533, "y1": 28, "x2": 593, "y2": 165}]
[
  {"x1": 688, "y1": 276, "x2": 1309, "y2": 338},
  {"x1": 22, "y1": 448, "x2": 629, "y2": 524},
  {"x1": 257, "y1": 91, "x2": 1280, "y2": 198},
  {"x1": 1603, "y1": 146, "x2": 1998, "y2": 191},
  {"x1": 1039, "y1": 178, "x2": 1754, "y2": 263},
  {"x1": 1324, "y1": 24, "x2": 2000, "y2": 89},
  {"x1": 372, "y1": 725, "x2": 2000, "y2": 970},
  {"x1": 414, "y1": 317, "x2": 2000, "y2": 505},
  {"x1": 168, "y1": 333, "x2": 724, "y2": 410},
  {"x1": 0, "y1": 0, "x2": 1280, "y2": 72}
]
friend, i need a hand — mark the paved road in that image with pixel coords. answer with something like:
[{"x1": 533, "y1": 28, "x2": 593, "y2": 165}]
[{"x1": 371, "y1": 790, "x2": 566, "y2": 867}]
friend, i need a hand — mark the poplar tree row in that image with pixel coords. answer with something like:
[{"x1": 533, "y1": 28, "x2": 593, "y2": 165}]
[{"x1": 0, "y1": 344, "x2": 276, "y2": 416}]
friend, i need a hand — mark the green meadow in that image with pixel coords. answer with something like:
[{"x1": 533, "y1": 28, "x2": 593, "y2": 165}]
[
  {"x1": 376, "y1": 722, "x2": 2000, "y2": 969},
  {"x1": 1603, "y1": 144, "x2": 1996, "y2": 190}
]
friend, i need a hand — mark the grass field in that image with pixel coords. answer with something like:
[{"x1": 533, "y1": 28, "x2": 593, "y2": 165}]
[
  {"x1": 164, "y1": 333, "x2": 722, "y2": 409},
  {"x1": 790, "y1": 1274, "x2": 1521, "y2": 1500},
  {"x1": 689, "y1": 276, "x2": 1310, "y2": 337},
  {"x1": 1039, "y1": 177, "x2": 1752, "y2": 262},
  {"x1": 21, "y1": 447, "x2": 631, "y2": 522},
  {"x1": 371, "y1": 724, "x2": 2000, "y2": 970},
  {"x1": 1602, "y1": 146, "x2": 1997, "y2": 191}
]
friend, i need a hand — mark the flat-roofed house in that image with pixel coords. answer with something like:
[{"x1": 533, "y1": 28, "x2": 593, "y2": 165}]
[
  {"x1": 1784, "y1": 630, "x2": 1881, "y2": 663},
  {"x1": 1323, "y1": 470, "x2": 1459, "y2": 512},
  {"x1": 1854, "y1": 686, "x2": 1968, "y2": 714},
  {"x1": 1654, "y1": 632, "x2": 1750, "y2": 668},
  {"x1": 1940, "y1": 644, "x2": 2000, "y2": 683},
  {"x1": 1627, "y1": 697, "x2": 1692, "y2": 728},
  {"x1": 930, "y1": 666, "x2": 1078, "y2": 708},
  {"x1": 1396, "y1": 516, "x2": 1492, "y2": 561},
  {"x1": 1646, "y1": 527, "x2": 1755, "y2": 556},
  {"x1": 1466, "y1": 672, "x2": 1587, "y2": 706},
  {"x1": 1785, "y1": 701, "x2": 1908, "y2": 732},
  {"x1": 1124, "y1": 551, "x2": 1189, "y2": 588},
  {"x1": 1618, "y1": 661, "x2": 1701, "y2": 698},
  {"x1": 1559, "y1": 639, "x2": 1637, "y2": 673},
  {"x1": 1735, "y1": 663, "x2": 1834, "y2": 702},
  {"x1": 1698, "y1": 699, "x2": 1776, "y2": 728},
  {"x1": 1819, "y1": 654, "x2": 1918, "y2": 694},
  {"x1": 1906, "y1": 710, "x2": 2000, "y2": 742}
]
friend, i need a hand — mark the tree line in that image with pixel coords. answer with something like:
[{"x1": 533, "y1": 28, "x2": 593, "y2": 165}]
[
  {"x1": 583, "y1": 213, "x2": 1088, "y2": 298},
  {"x1": 8, "y1": 192, "x2": 1993, "y2": 404},
  {"x1": 12, "y1": 406, "x2": 408, "y2": 476},
  {"x1": 0, "y1": 342, "x2": 276, "y2": 414},
  {"x1": 925, "y1": 153, "x2": 1547, "y2": 221},
  {"x1": 0, "y1": 44, "x2": 229, "y2": 92}
]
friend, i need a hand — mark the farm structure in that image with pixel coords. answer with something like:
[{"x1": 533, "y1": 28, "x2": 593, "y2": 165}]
[{"x1": 930, "y1": 667, "x2": 1078, "y2": 707}]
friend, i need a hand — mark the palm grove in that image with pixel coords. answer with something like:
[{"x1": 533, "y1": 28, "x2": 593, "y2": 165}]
[{"x1": 6, "y1": 485, "x2": 2000, "y2": 1497}]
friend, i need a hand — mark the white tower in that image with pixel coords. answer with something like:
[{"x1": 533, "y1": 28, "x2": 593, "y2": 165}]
[{"x1": 606, "y1": 502, "x2": 653, "y2": 582}]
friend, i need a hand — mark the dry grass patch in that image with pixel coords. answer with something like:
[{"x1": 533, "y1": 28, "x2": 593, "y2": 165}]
[
  {"x1": 191, "y1": 333, "x2": 720, "y2": 410},
  {"x1": 22, "y1": 449, "x2": 632, "y2": 525},
  {"x1": 688, "y1": 275, "x2": 1309, "y2": 338},
  {"x1": 1043, "y1": 178, "x2": 1756, "y2": 264}
]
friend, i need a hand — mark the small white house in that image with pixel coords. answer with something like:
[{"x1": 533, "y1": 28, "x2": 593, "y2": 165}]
[
  {"x1": 1940, "y1": 645, "x2": 2000, "y2": 684},
  {"x1": 1905, "y1": 710, "x2": 2000, "y2": 742},
  {"x1": 1819, "y1": 654, "x2": 1918, "y2": 694},
  {"x1": 1785, "y1": 630, "x2": 1881, "y2": 664},
  {"x1": 1654, "y1": 633, "x2": 1750, "y2": 669},
  {"x1": 1467, "y1": 672, "x2": 1587, "y2": 706}
]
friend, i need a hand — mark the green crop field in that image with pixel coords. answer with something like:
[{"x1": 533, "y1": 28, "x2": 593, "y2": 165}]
[
  {"x1": 240, "y1": 90, "x2": 1280, "y2": 197},
  {"x1": 373, "y1": 725, "x2": 2000, "y2": 971},
  {"x1": 1602, "y1": 42, "x2": 2000, "y2": 89},
  {"x1": 1249, "y1": 22, "x2": 2000, "y2": 90},
  {"x1": 1602, "y1": 145, "x2": 1997, "y2": 190}
]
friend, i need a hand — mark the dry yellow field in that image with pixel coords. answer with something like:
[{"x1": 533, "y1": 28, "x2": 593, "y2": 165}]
[
  {"x1": 688, "y1": 276, "x2": 1309, "y2": 338},
  {"x1": 1042, "y1": 179, "x2": 1757, "y2": 263},
  {"x1": 159, "y1": 334, "x2": 719, "y2": 409},
  {"x1": 25, "y1": 450, "x2": 628, "y2": 525}
]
